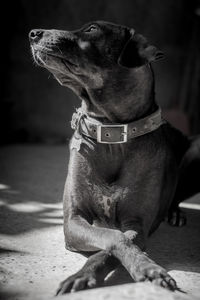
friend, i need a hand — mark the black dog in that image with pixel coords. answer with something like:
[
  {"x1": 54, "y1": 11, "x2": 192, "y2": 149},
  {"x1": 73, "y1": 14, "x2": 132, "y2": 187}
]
[{"x1": 29, "y1": 21, "x2": 200, "y2": 294}]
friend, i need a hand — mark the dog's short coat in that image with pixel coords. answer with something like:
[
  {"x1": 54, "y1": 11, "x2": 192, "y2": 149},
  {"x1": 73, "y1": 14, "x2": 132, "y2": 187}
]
[{"x1": 29, "y1": 21, "x2": 200, "y2": 294}]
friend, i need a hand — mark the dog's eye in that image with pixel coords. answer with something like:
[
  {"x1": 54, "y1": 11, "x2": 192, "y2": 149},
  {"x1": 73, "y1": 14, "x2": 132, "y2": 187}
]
[{"x1": 84, "y1": 25, "x2": 98, "y2": 33}]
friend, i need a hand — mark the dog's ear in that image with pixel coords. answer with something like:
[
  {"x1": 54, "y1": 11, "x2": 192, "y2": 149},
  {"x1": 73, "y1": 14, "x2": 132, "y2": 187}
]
[{"x1": 118, "y1": 29, "x2": 164, "y2": 68}]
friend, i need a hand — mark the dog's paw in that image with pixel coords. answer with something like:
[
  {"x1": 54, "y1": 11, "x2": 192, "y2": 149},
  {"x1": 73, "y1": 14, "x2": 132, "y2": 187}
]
[
  {"x1": 167, "y1": 208, "x2": 187, "y2": 227},
  {"x1": 56, "y1": 271, "x2": 98, "y2": 295},
  {"x1": 137, "y1": 263, "x2": 177, "y2": 291}
]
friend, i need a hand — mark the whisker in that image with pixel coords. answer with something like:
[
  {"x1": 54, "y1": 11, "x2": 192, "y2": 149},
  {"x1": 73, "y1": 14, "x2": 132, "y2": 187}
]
[
  {"x1": 55, "y1": 45, "x2": 63, "y2": 56},
  {"x1": 33, "y1": 44, "x2": 53, "y2": 52}
]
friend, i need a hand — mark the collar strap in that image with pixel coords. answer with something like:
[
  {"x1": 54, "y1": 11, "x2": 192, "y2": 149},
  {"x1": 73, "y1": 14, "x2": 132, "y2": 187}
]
[{"x1": 71, "y1": 107, "x2": 165, "y2": 144}]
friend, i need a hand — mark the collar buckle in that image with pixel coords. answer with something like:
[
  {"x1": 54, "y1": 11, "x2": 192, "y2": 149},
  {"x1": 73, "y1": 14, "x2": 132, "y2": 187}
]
[{"x1": 97, "y1": 124, "x2": 128, "y2": 144}]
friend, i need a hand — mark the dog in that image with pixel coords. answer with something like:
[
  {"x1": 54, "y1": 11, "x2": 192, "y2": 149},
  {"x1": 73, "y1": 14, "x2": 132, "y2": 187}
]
[{"x1": 29, "y1": 21, "x2": 200, "y2": 294}]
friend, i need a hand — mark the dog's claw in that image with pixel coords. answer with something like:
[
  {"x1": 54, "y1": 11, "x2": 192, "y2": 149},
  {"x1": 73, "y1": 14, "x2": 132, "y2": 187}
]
[
  {"x1": 167, "y1": 209, "x2": 187, "y2": 227},
  {"x1": 137, "y1": 263, "x2": 177, "y2": 291},
  {"x1": 56, "y1": 272, "x2": 98, "y2": 295},
  {"x1": 56, "y1": 280, "x2": 73, "y2": 295},
  {"x1": 160, "y1": 275, "x2": 177, "y2": 291},
  {"x1": 152, "y1": 277, "x2": 176, "y2": 291}
]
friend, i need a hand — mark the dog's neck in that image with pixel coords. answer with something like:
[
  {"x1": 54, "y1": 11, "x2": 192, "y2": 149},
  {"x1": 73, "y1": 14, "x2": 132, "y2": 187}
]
[{"x1": 80, "y1": 65, "x2": 157, "y2": 123}]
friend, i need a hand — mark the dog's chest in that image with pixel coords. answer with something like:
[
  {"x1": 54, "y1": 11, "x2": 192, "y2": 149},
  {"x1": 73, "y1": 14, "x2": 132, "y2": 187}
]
[{"x1": 88, "y1": 182, "x2": 129, "y2": 222}]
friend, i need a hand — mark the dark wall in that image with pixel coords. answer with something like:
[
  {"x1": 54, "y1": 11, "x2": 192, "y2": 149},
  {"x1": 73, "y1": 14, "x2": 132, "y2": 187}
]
[{"x1": 1, "y1": 0, "x2": 196, "y2": 143}]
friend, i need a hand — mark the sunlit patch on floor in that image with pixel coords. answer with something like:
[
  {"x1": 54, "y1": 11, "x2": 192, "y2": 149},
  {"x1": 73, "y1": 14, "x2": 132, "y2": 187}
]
[
  {"x1": 179, "y1": 202, "x2": 200, "y2": 210},
  {"x1": 0, "y1": 199, "x2": 6, "y2": 206},
  {"x1": 6, "y1": 202, "x2": 46, "y2": 213},
  {"x1": 42, "y1": 210, "x2": 63, "y2": 217},
  {"x1": 38, "y1": 218, "x2": 63, "y2": 224},
  {"x1": 0, "y1": 183, "x2": 10, "y2": 190},
  {"x1": 179, "y1": 193, "x2": 200, "y2": 210},
  {"x1": 0, "y1": 183, "x2": 20, "y2": 194},
  {"x1": 0, "y1": 199, "x2": 63, "y2": 214}
]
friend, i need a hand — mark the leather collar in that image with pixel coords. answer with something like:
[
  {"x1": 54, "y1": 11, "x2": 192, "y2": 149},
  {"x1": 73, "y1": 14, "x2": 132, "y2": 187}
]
[{"x1": 71, "y1": 107, "x2": 165, "y2": 144}]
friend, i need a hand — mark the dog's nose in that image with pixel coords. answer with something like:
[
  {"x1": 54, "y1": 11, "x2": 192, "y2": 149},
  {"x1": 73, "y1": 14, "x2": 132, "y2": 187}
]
[{"x1": 29, "y1": 29, "x2": 43, "y2": 43}]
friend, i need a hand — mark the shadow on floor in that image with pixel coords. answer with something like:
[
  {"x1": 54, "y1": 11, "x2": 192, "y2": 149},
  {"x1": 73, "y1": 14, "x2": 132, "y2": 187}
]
[
  {"x1": 0, "y1": 145, "x2": 67, "y2": 235},
  {"x1": 0, "y1": 201, "x2": 63, "y2": 235},
  {"x1": 0, "y1": 288, "x2": 23, "y2": 300}
]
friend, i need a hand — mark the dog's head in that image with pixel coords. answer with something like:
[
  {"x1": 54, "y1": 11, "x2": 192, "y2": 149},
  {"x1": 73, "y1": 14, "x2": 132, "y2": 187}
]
[{"x1": 29, "y1": 21, "x2": 163, "y2": 88}]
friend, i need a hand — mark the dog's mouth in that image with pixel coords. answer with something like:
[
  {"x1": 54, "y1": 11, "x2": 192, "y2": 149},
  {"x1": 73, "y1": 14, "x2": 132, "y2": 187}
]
[{"x1": 31, "y1": 44, "x2": 79, "y2": 74}]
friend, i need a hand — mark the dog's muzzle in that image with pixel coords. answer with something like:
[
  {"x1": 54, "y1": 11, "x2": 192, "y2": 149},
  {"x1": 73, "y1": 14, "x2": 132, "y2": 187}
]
[{"x1": 71, "y1": 108, "x2": 166, "y2": 144}]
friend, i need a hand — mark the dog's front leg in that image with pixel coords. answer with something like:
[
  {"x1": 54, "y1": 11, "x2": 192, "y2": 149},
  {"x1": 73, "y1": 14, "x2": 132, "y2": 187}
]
[
  {"x1": 57, "y1": 215, "x2": 177, "y2": 294},
  {"x1": 57, "y1": 228, "x2": 142, "y2": 294}
]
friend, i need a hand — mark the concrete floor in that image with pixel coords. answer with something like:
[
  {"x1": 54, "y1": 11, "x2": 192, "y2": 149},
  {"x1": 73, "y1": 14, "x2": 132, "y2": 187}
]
[{"x1": 0, "y1": 145, "x2": 200, "y2": 300}]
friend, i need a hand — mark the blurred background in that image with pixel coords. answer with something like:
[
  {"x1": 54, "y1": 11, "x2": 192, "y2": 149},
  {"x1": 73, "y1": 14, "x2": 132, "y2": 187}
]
[{"x1": 1, "y1": 0, "x2": 200, "y2": 144}]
